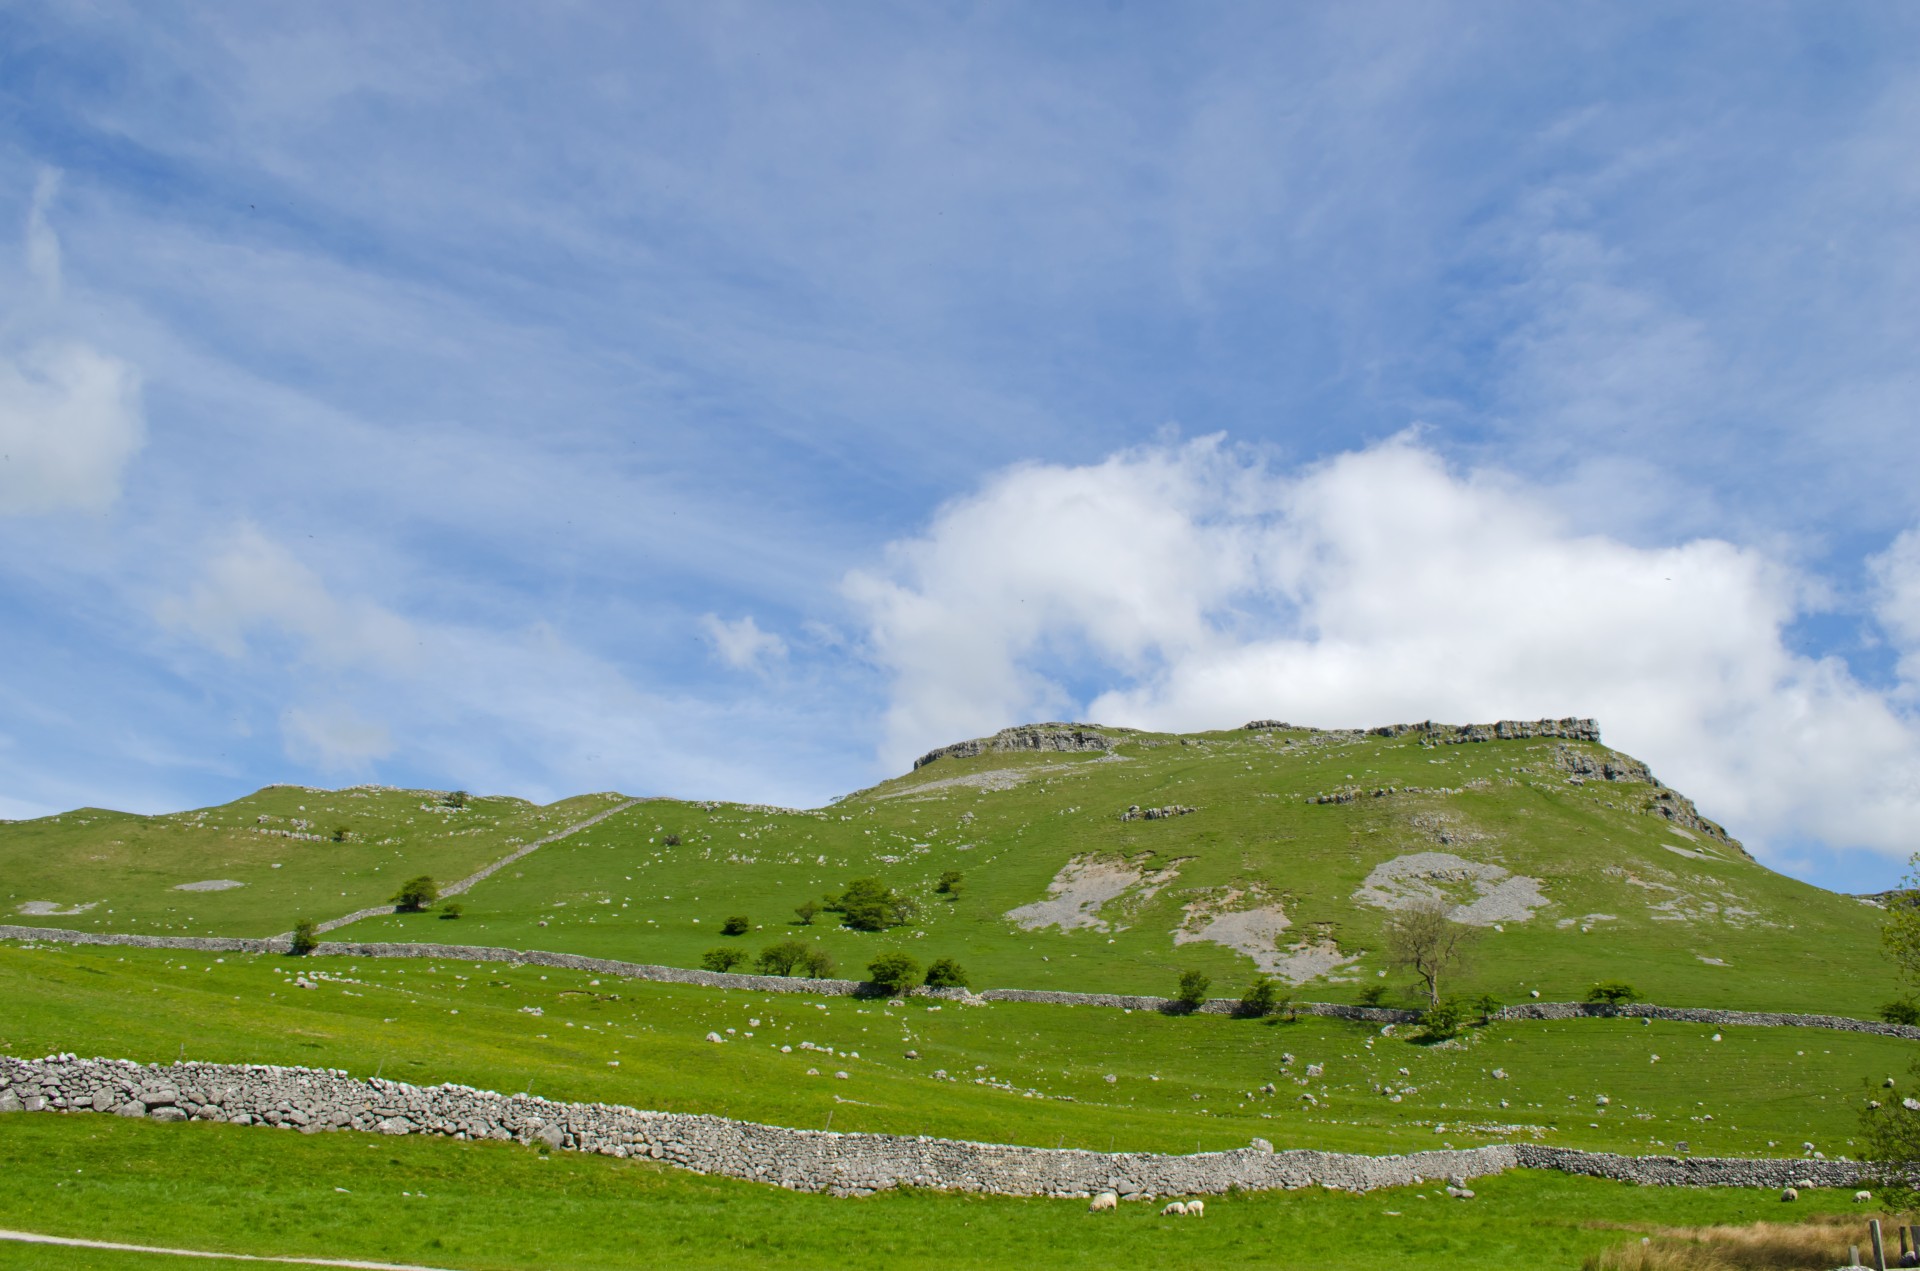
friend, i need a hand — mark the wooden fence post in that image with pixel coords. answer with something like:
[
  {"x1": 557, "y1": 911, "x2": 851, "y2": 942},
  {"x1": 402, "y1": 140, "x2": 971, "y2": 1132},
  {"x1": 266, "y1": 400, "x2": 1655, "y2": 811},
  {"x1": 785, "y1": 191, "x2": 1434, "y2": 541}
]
[{"x1": 1871, "y1": 1218, "x2": 1887, "y2": 1271}]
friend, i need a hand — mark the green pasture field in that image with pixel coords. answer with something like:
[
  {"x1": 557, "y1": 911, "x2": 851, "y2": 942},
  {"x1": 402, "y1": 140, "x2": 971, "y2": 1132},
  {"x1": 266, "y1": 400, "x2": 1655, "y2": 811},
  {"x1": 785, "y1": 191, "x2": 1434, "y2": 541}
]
[
  {"x1": 0, "y1": 1114, "x2": 1895, "y2": 1271},
  {"x1": 0, "y1": 786, "x2": 627, "y2": 939},
  {"x1": 0, "y1": 941, "x2": 1891, "y2": 1159},
  {"x1": 332, "y1": 728, "x2": 1890, "y2": 1014}
]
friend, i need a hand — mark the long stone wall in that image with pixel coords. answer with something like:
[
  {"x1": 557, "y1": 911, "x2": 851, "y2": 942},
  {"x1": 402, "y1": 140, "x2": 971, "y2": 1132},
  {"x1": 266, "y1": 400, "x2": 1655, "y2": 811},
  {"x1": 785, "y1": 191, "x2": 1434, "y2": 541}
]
[
  {"x1": 5, "y1": 924, "x2": 1916, "y2": 1040},
  {"x1": 0, "y1": 1055, "x2": 1864, "y2": 1198}
]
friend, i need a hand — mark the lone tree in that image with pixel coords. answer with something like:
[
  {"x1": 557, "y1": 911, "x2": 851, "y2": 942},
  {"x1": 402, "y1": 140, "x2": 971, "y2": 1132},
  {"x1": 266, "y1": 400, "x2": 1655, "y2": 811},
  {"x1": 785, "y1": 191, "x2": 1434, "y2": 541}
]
[
  {"x1": 1239, "y1": 976, "x2": 1280, "y2": 1018},
  {"x1": 924, "y1": 957, "x2": 969, "y2": 989},
  {"x1": 935, "y1": 870, "x2": 964, "y2": 898},
  {"x1": 867, "y1": 952, "x2": 921, "y2": 995},
  {"x1": 701, "y1": 947, "x2": 746, "y2": 972},
  {"x1": 826, "y1": 878, "x2": 917, "y2": 931},
  {"x1": 1174, "y1": 969, "x2": 1212, "y2": 1011},
  {"x1": 721, "y1": 915, "x2": 751, "y2": 936},
  {"x1": 794, "y1": 899, "x2": 820, "y2": 926},
  {"x1": 1382, "y1": 899, "x2": 1478, "y2": 1008},
  {"x1": 1585, "y1": 981, "x2": 1637, "y2": 1011},
  {"x1": 289, "y1": 918, "x2": 319, "y2": 956},
  {"x1": 391, "y1": 875, "x2": 439, "y2": 913}
]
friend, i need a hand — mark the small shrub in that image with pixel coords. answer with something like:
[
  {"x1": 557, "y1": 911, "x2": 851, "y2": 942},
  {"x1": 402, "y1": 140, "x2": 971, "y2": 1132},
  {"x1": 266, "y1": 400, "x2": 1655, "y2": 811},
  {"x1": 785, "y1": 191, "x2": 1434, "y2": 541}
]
[
  {"x1": 1239, "y1": 976, "x2": 1279, "y2": 1018},
  {"x1": 444, "y1": 790, "x2": 468, "y2": 809},
  {"x1": 797, "y1": 947, "x2": 835, "y2": 978},
  {"x1": 924, "y1": 958, "x2": 969, "y2": 989},
  {"x1": 935, "y1": 870, "x2": 964, "y2": 898},
  {"x1": 756, "y1": 940, "x2": 809, "y2": 976},
  {"x1": 794, "y1": 900, "x2": 819, "y2": 926},
  {"x1": 867, "y1": 952, "x2": 921, "y2": 994},
  {"x1": 1586, "y1": 981, "x2": 1639, "y2": 1010},
  {"x1": 662, "y1": 833, "x2": 680, "y2": 846},
  {"x1": 391, "y1": 875, "x2": 438, "y2": 913},
  {"x1": 1356, "y1": 984, "x2": 1388, "y2": 1008},
  {"x1": 438, "y1": 901, "x2": 464, "y2": 920},
  {"x1": 289, "y1": 919, "x2": 319, "y2": 956},
  {"x1": 1422, "y1": 998, "x2": 1465, "y2": 1039},
  {"x1": 721, "y1": 915, "x2": 750, "y2": 936},
  {"x1": 1174, "y1": 970, "x2": 1211, "y2": 1010},
  {"x1": 1882, "y1": 999, "x2": 1920, "y2": 1026},
  {"x1": 1472, "y1": 992, "x2": 1502, "y2": 1024},
  {"x1": 701, "y1": 947, "x2": 746, "y2": 973},
  {"x1": 331, "y1": 825, "x2": 349, "y2": 843}
]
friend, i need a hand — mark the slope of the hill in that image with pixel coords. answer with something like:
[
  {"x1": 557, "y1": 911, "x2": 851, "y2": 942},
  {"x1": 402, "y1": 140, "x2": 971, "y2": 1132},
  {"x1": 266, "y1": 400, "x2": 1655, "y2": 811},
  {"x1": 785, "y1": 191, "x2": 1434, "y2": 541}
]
[
  {"x1": 0, "y1": 786, "x2": 622, "y2": 938},
  {"x1": 322, "y1": 720, "x2": 1889, "y2": 1015}
]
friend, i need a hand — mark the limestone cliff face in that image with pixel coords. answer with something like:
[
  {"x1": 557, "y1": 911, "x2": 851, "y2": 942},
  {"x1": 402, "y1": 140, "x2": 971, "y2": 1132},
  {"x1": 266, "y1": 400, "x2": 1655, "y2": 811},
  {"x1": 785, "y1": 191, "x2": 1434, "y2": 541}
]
[
  {"x1": 1243, "y1": 716, "x2": 1604, "y2": 744},
  {"x1": 913, "y1": 724, "x2": 1119, "y2": 770}
]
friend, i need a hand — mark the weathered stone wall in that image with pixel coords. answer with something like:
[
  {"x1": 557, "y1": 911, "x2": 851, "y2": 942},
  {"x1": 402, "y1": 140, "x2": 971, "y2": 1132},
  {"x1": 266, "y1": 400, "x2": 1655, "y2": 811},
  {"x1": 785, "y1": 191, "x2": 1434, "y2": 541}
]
[
  {"x1": 0, "y1": 1055, "x2": 1863, "y2": 1198},
  {"x1": 6, "y1": 924, "x2": 1913, "y2": 1039}
]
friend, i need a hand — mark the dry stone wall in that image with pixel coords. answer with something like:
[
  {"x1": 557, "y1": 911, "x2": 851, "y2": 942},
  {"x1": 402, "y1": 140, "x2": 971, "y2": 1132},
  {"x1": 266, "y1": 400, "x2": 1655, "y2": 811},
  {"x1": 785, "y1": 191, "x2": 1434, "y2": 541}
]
[{"x1": 0, "y1": 1055, "x2": 1864, "y2": 1197}]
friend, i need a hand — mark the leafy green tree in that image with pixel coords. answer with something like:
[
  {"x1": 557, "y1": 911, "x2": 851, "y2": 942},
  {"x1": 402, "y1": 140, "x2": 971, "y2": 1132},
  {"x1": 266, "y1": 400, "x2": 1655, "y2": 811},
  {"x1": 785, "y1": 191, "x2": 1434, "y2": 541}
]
[
  {"x1": 924, "y1": 958, "x2": 969, "y2": 989},
  {"x1": 797, "y1": 947, "x2": 835, "y2": 978},
  {"x1": 1357, "y1": 984, "x2": 1388, "y2": 1008},
  {"x1": 935, "y1": 870, "x2": 964, "y2": 898},
  {"x1": 1239, "y1": 976, "x2": 1279, "y2": 1018},
  {"x1": 828, "y1": 877, "x2": 917, "y2": 931},
  {"x1": 794, "y1": 900, "x2": 820, "y2": 926},
  {"x1": 391, "y1": 875, "x2": 439, "y2": 913},
  {"x1": 721, "y1": 915, "x2": 750, "y2": 936},
  {"x1": 1881, "y1": 999, "x2": 1920, "y2": 1026},
  {"x1": 1861, "y1": 870, "x2": 1920, "y2": 1204},
  {"x1": 1585, "y1": 981, "x2": 1637, "y2": 1011},
  {"x1": 289, "y1": 919, "x2": 319, "y2": 956},
  {"x1": 1472, "y1": 992, "x2": 1502, "y2": 1024},
  {"x1": 867, "y1": 952, "x2": 921, "y2": 994},
  {"x1": 1422, "y1": 998, "x2": 1466, "y2": 1040},
  {"x1": 1174, "y1": 969, "x2": 1211, "y2": 1011},
  {"x1": 756, "y1": 940, "x2": 809, "y2": 976},
  {"x1": 1383, "y1": 900, "x2": 1478, "y2": 1008},
  {"x1": 701, "y1": 947, "x2": 746, "y2": 972}
]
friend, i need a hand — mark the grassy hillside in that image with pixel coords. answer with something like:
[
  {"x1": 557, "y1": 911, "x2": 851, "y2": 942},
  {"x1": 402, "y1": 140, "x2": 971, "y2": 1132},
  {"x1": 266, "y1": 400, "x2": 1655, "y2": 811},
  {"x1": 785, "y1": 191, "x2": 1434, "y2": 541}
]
[
  {"x1": 0, "y1": 786, "x2": 624, "y2": 938},
  {"x1": 0, "y1": 1114, "x2": 1865, "y2": 1271},
  {"x1": 0, "y1": 942, "x2": 1889, "y2": 1160},
  {"x1": 329, "y1": 723, "x2": 1891, "y2": 1015}
]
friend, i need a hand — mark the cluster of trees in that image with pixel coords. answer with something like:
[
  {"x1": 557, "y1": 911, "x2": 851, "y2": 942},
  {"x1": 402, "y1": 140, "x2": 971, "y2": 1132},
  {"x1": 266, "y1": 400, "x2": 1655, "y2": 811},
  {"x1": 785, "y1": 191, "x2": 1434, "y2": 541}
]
[
  {"x1": 723, "y1": 873, "x2": 965, "y2": 937},
  {"x1": 698, "y1": 943, "x2": 968, "y2": 991}
]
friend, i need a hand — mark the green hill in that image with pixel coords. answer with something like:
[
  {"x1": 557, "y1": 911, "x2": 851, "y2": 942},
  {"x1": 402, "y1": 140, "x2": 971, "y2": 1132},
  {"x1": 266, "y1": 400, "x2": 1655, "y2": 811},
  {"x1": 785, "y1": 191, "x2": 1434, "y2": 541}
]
[{"x1": 4, "y1": 718, "x2": 1892, "y2": 1015}]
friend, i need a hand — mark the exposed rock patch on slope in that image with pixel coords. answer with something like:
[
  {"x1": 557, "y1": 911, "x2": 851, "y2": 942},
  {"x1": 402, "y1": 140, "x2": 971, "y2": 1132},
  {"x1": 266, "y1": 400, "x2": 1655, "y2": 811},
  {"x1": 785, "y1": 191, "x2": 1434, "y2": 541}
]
[
  {"x1": 1005, "y1": 854, "x2": 1182, "y2": 932},
  {"x1": 915, "y1": 724, "x2": 1118, "y2": 770},
  {"x1": 1173, "y1": 886, "x2": 1359, "y2": 983},
  {"x1": 1353, "y1": 853, "x2": 1550, "y2": 926}
]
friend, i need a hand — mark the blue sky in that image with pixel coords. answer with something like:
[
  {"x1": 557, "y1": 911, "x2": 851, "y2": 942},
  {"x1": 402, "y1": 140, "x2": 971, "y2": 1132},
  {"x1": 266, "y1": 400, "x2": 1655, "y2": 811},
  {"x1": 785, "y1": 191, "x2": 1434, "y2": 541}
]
[{"x1": 3, "y1": 3, "x2": 1918, "y2": 892}]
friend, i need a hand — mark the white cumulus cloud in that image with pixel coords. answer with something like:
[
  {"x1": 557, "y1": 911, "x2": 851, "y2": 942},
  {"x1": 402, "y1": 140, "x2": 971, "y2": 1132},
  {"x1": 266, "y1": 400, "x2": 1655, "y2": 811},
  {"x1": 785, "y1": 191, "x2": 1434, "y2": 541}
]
[
  {"x1": 0, "y1": 341, "x2": 145, "y2": 515},
  {"x1": 847, "y1": 435, "x2": 1920, "y2": 863},
  {"x1": 702, "y1": 613, "x2": 787, "y2": 672},
  {"x1": 281, "y1": 705, "x2": 394, "y2": 772}
]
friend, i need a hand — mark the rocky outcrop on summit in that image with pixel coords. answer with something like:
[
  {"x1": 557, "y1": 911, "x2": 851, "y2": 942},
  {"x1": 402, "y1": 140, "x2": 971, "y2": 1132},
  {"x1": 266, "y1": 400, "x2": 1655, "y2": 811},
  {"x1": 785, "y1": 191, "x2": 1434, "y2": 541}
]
[
  {"x1": 915, "y1": 724, "x2": 1118, "y2": 770},
  {"x1": 1244, "y1": 717, "x2": 1603, "y2": 744}
]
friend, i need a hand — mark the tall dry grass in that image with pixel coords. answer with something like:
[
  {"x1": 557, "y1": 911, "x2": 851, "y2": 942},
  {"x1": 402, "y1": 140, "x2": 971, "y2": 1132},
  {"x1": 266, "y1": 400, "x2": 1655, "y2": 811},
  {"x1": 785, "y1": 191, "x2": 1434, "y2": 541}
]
[{"x1": 1583, "y1": 1214, "x2": 1912, "y2": 1270}]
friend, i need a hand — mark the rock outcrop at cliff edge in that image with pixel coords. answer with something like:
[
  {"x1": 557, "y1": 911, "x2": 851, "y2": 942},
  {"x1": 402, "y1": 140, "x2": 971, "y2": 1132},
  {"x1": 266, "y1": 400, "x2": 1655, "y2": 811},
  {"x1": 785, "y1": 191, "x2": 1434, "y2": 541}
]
[
  {"x1": 1243, "y1": 717, "x2": 1604, "y2": 744},
  {"x1": 914, "y1": 724, "x2": 1118, "y2": 770}
]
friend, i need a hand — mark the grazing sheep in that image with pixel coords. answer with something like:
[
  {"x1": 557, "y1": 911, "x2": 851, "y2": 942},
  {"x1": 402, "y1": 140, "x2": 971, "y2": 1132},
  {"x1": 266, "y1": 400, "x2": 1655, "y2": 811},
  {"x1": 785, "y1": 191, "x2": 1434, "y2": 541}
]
[
  {"x1": 1088, "y1": 1191, "x2": 1118, "y2": 1213},
  {"x1": 1185, "y1": 1199, "x2": 1205, "y2": 1218},
  {"x1": 1161, "y1": 1201, "x2": 1188, "y2": 1216},
  {"x1": 1780, "y1": 1188, "x2": 1798, "y2": 1202},
  {"x1": 1856, "y1": 1190, "x2": 1873, "y2": 1203}
]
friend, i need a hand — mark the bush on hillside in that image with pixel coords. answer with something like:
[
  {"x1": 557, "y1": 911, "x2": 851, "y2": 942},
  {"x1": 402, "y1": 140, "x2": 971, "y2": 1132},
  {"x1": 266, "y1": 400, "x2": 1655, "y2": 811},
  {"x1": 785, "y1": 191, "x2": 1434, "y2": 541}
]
[
  {"x1": 825, "y1": 877, "x2": 917, "y2": 931},
  {"x1": 757, "y1": 941, "x2": 811, "y2": 976},
  {"x1": 1585, "y1": 981, "x2": 1638, "y2": 1010},
  {"x1": 797, "y1": 947, "x2": 835, "y2": 978},
  {"x1": 935, "y1": 870, "x2": 964, "y2": 898},
  {"x1": 438, "y1": 901, "x2": 464, "y2": 920},
  {"x1": 924, "y1": 958, "x2": 969, "y2": 989},
  {"x1": 721, "y1": 915, "x2": 750, "y2": 936},
  {"x1": 1472, "y1": 992, "x2": 1502, "y2": 1024},
  {"x1": 1174, "y1": 970, "x2": 1211, "y2": 1011},
  {"x1": 662, "y1": 833, "x2": 681, "y2": 846},
  {"x1": 1356, "y1": 984, "x2": 1388, "y2": 1008},
  {"x1": 701, "y1": 947, "x2": 747, "y2": 973},
  {"x1": 1421, "y1": 998, "x2": 1466, "y2": 1040},
  {"x1": 1238, "y1": 976, "x2": 1279, "y2": 1018},
  {"x1": 794, "y1": 900, "x2": 820, "y2": 926},
  {"x1": 1880, "y1": 999, "x2": 1920, "y2": 1026},
  {"x1": 331, "y1": 825, "x2": 350, "y2": 843},
  {"x1": 444, "y1": 790, "x2": 468, "y2": 809},
  {"x1": 391, "y1": 875, "x2": 439, "y2": 912},
  {"x1": 289, "y1": 918, "x2": 319, "y2": 956},
  {"x1": 867, "y1": 952, "x2": 921, "y2": 995}
]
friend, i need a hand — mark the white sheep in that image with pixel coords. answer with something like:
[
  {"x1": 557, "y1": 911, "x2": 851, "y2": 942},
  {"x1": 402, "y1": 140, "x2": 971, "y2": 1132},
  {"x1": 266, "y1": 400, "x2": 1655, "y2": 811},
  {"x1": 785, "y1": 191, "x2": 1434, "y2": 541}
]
[
  {"x1": 1855, "y1": 1190, "x2": 1873, "y2": 1203},
  {"x1": 1780, "y1": 1187, "x2": 1798, "y2": 1202},
  {"x1": 1185, "y1": 1199, "x2": 1205, "y2": 1217},
  {"x1": 1088, "y1": 1191, "x2": 1117, "y2": 1213},
  {"x1": 1161, "y1": 1201, "x2": 1188, "y2": 1216}
]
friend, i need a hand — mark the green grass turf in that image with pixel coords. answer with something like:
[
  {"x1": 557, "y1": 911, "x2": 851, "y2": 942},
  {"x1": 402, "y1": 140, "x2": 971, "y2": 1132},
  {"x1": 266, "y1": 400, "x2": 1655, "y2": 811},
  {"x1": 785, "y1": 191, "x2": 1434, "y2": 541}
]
[
  {"x1": 0, "y1": 942, "x2": 1889, "y2": 1159},
  {"x1": 0, "y1": 1113, "x2": 1896, "y2": 1271},
  {"x1": 0, "y1": 786, "x2": 627, "y2": 939},
  {"x1": 326, "y1": 728, "x2": 1892, "y2": 1015}
]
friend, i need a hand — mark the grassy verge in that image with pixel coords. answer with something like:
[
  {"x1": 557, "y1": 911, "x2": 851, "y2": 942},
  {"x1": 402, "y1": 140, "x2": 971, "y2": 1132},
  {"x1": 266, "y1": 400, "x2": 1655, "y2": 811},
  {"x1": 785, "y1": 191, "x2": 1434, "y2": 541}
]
[
  {"x1": 0, "y1": 941, "x2": 1890, "y2": 1159},
  {"x1": 0, "y1": 1114, "x2": 1892, "y2": 1271}
]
